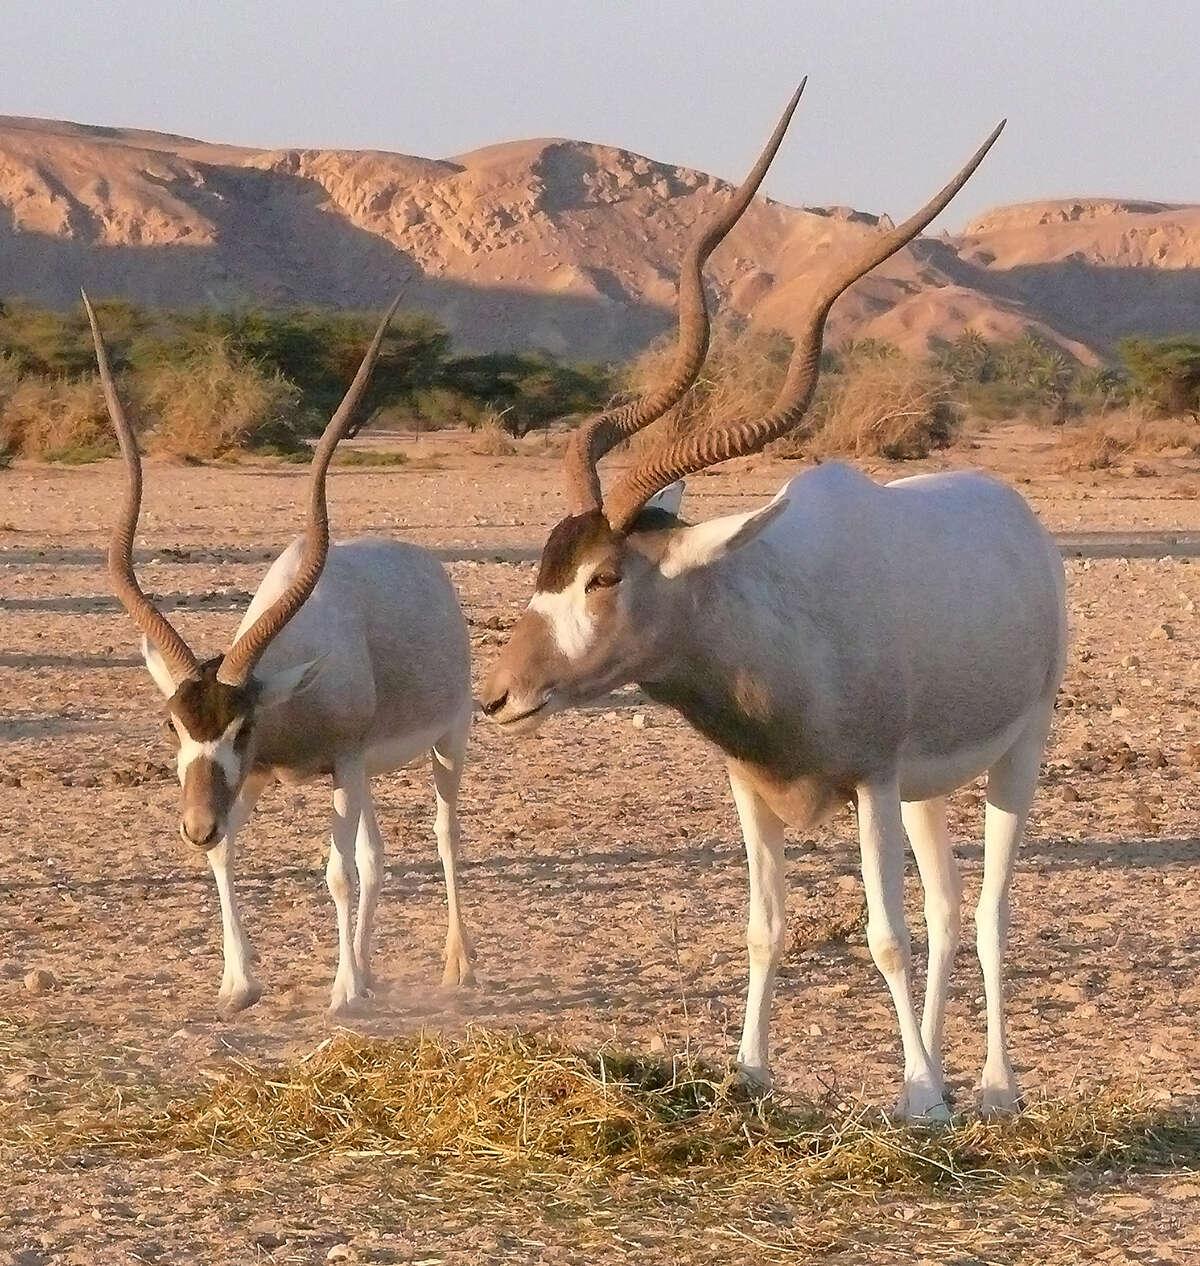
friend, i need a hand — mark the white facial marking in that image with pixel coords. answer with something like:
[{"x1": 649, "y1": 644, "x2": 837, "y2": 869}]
[
  {"x1": 529, "y1": 581, "x2": 596, "y2": 661},
  {"x1": 174, "y1": 715, "x2": 246, "y2": 785}
]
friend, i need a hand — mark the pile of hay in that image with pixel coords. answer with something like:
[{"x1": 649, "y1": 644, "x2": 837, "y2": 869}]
[{"x1": 64, "y1": 1030, "x2": 1188, "y2": 1195}]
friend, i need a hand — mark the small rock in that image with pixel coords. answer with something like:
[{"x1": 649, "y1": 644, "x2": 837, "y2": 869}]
[
  {"x1": 1146, "y1": 747, "x2": 1167, "y2": 768},
  {"x1": 1151, "y1": 623, "x2": 1175, "y2": 640},
  {"x1": 326, "y1": 1246, "x2": 355, "y2": 1263},
  {"x1": 631, "y1": 712, "x2": 648, "y2": 729},
  {"x1": 808, "y1": 1023, "x2": 823, "y2": 1037},
  {"x1": 1060, "y1": 783, "x2": 1080, "y2": 803},
  {"x1": 648, "y1": 1033, "x2": 667, "y2": 1055},
  {"x1": 1131, "y1": 799, "x2": 1158, "y2": 833},
  {"x1": 1120, "y1": 653, "x2": 1141, "y2": 669},
  {"x1": 24, "y1": 968, "x2": 55, "y2": 994},
  {"x1": 835, "y1": 874, "x2": 859, "y2": 894}
]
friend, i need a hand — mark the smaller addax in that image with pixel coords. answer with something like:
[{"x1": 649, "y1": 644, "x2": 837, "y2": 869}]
[
  {"x1": 483, "y1": 86, "x2": 1067, "y2": 1120},
  {"x1": 87, "y1": 292, "x2": 476, "y2": 1014}
]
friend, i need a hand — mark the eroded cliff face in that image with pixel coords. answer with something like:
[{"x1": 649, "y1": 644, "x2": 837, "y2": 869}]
[{"x1": 1, "y1": 115, "x2": 1196, "y2": 360}]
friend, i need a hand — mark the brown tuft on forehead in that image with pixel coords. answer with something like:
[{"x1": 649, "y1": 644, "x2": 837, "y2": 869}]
[
  {"x1": 535, "y1": 511, "x2": 618, "y2": 593},
  {"x1": 169, "y1": 657, "x2": 252, "y2": 740}
]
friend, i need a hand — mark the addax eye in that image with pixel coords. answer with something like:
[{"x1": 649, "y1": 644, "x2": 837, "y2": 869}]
[{"x1": 585, "y1": 572, "x2": 621, "y2": 593}]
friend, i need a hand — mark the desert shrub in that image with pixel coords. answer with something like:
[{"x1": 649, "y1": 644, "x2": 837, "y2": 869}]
[
  {"x1": 152, "y1": 307, "x2": 452, "y2": 436},
  {"x1": 934, "y1": 328, "x2": 1077, "y2": 423},
  {"x1": 1117, "y1": 336, "x2": 1200, "y2": 416},
  {"x1": 0, "y1": 299, "x2": 615, "y2": 449},
  {"x1": 0, "y1": 354, "x2": 22, "y2": 458},
  {"x1": 1057, "y1": 406, "x2": 1200, "y2": 471},
  {"x1": 446, "y1": 353, "x2": 613, "y2": 436},
  {"x1": 624, "y1": 318, "x2": 791, "y2": 453},
  {"x1": 469, "y1": 411, "x2": 518, "y2": 456},
  {"x1": 333, "y1": 448, "x2": 409, "y2": 467},
  {"x1": 0, "y1": 372, "x2": 115, "y2": 462},
  {"x1": 135, "y1": 339, "x2": 303, "y2": 459},
  {"x1": 804, "y1": 359, "x2": 959, "y2": 460}
]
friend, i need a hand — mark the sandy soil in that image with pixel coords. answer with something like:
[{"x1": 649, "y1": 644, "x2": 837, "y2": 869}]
[{"x1": 2, "y1": 427, "x2": 1198, "y2": 1264}]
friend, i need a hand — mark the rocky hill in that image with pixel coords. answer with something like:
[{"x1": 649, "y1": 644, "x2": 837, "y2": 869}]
[{"x1": 1, "y1": 115, "x2": 1197, "y2": 363}]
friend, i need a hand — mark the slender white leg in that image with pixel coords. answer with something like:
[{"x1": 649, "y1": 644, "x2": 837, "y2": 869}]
[
  {"x1": 432, "y1": 708, "x2": 475, "y2": 987},
  {"x1": 978, "y1": 703, "x2": 1052, "y2": 1115},
  {"x1": 901, "y1": 796, "x2": 962, "y2": 1094},
  {"x1": 211, "y1": 773, "x2": 269, "y2": 1015},
  {"x1": 328, "y1": 758, "x2": 369, "y2": 1014},
  {"x1": 728, "y1": 766, "x2": 787, "y2": 1089},
  {"x1": 857, "y1": 778, "x2": 947, "y2": 1121},
  {"x1": 353, "y1": 793, "x2": 384, "y2": 988}
]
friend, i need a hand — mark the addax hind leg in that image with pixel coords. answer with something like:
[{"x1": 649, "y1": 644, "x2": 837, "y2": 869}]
[
  {"x1": 728, "y1": 766, "x2": 787, "y2": 1090},
  {"x1": 432, "y1": 706, "x2": 476, "y2": 988},
  {"x1": 901, "y1": 796, "x2": 963, "y2": 1102},
  {"x1": 352, "y1": 790, "x2": 384, "y2": 991},
  {"x1": 858, "y1": 779, "x2": 948, "y2": 1122},
  {"x1": 977, "y1": 702, "x2": 1054, "y2": 1116}
]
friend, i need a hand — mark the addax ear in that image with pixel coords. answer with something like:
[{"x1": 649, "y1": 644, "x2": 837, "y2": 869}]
[
  {"x1": 142, "y1": 636, "x2": 181, "y2": 699},
  {"x1": 256, "y1": 657, "x2": 325, "y2": 710},
  {"x1": 659, "y1": 485, "x2": 789, "y2": 579},
  {"x1": 644, "y1": 480, "x2": 685, "y2": 517}
]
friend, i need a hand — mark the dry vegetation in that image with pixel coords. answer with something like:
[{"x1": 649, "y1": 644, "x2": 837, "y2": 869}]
[
  {"x1": 1058, "y1": 405, "x2": 1200, "y2": 471},
  {"x1": 470, "y1": 411, "x2": 520, "y2": 456},
  {"x1": 4, "y1": 1025, "x2": 1195, "y2": 1203},
  {"x1": 0, "y1": 343, "x2": 302, "y2": 463},
  {"x1": 803, "y1": 359, "x2": 958, "y2": 461},
  {"x1": 626, "y1": 326, "x2": 959, "y2": 464},
  {"x1": 0, "y1": 368, "x2": 113, "y2": 463},
  {"x1": 134, "y1": 341, "x2": 302, "y2": 460}
]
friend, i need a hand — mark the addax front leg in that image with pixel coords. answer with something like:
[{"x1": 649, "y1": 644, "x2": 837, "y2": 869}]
[
  {"x1": 329, "y1": 759, "x2": 370, "y2": 1014},
  {"x1": 728, "y1": 767, "x2": 787, "y2": 1089},
  {"x1": 432, "y1": 717, "x2": 476, "y2": 988},
  {"x1": 210, "y1": 774, "x2": 268, "y2": 1015}
]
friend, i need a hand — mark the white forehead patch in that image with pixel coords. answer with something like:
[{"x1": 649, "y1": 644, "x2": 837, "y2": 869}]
[
  {"x1": 529, "y1": 584, "x2": 596, "y2": 661},
  {"x1": 173, "y1": 715, "x2": 245, "y2": 786}
]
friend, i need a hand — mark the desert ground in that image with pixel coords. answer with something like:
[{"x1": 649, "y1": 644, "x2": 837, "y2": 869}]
[{"x1": 2, "y1": 424, "x2": 1198, "y2": 1264}]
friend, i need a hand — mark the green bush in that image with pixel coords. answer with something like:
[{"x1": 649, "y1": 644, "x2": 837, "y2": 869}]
[{"x1": 1117, "y1": 336, "x2": 1200, "y2": 415}]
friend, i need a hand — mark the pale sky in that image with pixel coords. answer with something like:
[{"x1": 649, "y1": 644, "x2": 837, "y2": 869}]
[{"x1": 5, "y1": 0, "x2": 1198, "y2": 228}]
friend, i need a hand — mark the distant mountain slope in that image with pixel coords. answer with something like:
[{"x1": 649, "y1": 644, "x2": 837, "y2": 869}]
[{"x1": 1, "y1": 116, "x2": 1196, "y2": 362}]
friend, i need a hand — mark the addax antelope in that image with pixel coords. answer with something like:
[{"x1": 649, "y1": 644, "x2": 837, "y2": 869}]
[
  {"x1": 482, "y1": 87, "x2": 1067, "y2": 1120},
  {"x1": 85, "y1": 294, "x2": 476, "y2": 1015}
]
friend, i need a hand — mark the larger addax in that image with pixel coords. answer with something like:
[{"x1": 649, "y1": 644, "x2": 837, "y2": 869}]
[
  {"x1": 482, "y1": 89, "x2": 1067, "y2": 1120},
  {"x1": 86, "y1": 293, "x2": 476, "y2": 1015}
]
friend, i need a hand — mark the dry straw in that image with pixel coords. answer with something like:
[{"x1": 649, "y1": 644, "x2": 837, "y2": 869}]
[{"x1": 6, "y1": 1026, "x2": 1195, "y2": 1200}]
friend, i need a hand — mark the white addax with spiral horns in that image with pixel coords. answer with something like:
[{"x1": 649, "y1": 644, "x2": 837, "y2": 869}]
[
  {"x1": 482, "y1": 84, "x2": 1066, "y2": 1120},
  {"x1": 86, "y1": 293, "x2": 476, "y2": 1016}
]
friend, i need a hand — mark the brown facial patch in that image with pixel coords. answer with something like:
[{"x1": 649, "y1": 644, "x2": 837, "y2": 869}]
[
  {"x1": 182, "y1": 755, "x2": 234, "y2": 823},
  {"x1": 535, "y1": 512, "x2": 619, "y2": 592},
  {"x1": 168, "y1": 657, "x2": 253, "y2": 741}
]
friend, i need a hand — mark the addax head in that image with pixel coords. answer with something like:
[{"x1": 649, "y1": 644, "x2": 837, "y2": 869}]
[
  {"x1": 480, "y1": 483, "x2": 786, "y2": 730},
  {"x1": 83, "y1": 288, "x2": 402, "y2": 848},
  {"x1": 146, "y1": 648, "x2": 320, "y2": 847},
  {"x1": 480, "y1": 83, "x2": 808, "y2": 732}
]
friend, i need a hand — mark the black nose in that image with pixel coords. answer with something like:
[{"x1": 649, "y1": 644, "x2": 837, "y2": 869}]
[{"x1": 481, "y1": 689, "x2": 508, "y2": 717}]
